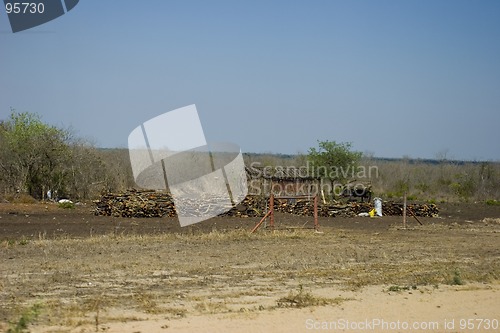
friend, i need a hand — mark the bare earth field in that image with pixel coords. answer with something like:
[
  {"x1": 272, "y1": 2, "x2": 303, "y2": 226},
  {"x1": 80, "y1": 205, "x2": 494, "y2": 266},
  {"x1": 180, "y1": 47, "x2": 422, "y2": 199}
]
[{"x1": 0, "y1": 202, "x2": 499, "y2": 332}]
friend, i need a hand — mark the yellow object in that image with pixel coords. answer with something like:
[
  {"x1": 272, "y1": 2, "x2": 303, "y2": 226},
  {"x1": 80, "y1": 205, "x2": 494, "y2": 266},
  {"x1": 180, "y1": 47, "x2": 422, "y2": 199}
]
[{"x1": 369, "y1": 209, "x2": 375, "y2": 218}]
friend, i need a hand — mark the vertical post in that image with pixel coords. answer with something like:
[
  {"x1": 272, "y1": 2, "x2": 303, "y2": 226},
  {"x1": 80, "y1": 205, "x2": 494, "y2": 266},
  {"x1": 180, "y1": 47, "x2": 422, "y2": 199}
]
[
  {"x1": 314, "y1": 194, "x2": 319, "y2": 230},
  {"x1": 403, "y1": 191, "x2": 407, "y2": 229},
  {"x1": 270, "y1": 193, "x2": 275, "y2": 230}
]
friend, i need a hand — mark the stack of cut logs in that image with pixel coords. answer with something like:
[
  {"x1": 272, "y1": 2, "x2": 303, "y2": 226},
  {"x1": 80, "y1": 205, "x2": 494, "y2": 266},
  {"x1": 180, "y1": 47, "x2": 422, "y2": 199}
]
[
  {"x1": 267, "y1": 198, "x2": 438, "y2": 218},
  {"x1": 93, "y1": 190, "x2": 439, "y2": 218},
  {"x1": 93, "y1": 189, "x2": 176, "y2": 218},
  {"x1": 93, "y1": 190, "x2": 268, "y2": 218},
  {"x1": 378, "y1": 202, "x2": 439, "y2": 217}
]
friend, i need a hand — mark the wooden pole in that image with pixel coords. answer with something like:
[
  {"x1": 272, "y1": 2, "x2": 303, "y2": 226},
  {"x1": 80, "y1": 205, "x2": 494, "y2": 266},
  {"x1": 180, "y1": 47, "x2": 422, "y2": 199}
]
[
  {"x1": 403, "y1": 192, "x2": 407, "y2": 229},
  {"x1": 314, "y1": 194, "x2": 319, "y2": 230},
  {"x1": 407, "y1": 207, "x2": 423, "y2": 225}
]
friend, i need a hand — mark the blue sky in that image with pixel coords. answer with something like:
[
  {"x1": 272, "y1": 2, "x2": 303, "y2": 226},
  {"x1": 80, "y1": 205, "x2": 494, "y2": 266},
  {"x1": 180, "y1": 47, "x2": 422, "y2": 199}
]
[{"x1": 1, "y1": 0, "x2": 499, "y2": 160}]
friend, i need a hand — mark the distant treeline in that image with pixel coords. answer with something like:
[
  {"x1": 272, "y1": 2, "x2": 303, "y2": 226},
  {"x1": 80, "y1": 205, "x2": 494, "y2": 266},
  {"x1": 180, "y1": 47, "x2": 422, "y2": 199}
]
[
  {"x1": 244, "y1": 152, "x2": 498, "y2": 166},
  {"x1": 243, "y1": 152, "x2": 500, "y2": 202},
  {"x1": 1, "y1": 110, "x2": 498, "y2": 203}
]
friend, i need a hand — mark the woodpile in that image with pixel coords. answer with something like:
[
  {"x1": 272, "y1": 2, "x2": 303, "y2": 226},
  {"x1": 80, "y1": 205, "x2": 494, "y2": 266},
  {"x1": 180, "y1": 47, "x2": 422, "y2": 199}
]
[
  {"x1": 93, "y1": 190, "x2": 267, "y2": 218},
  {"x1": 93, "y1": 189, "x2": 176, "y2": 218},
  {"x1": 254, "y1": 198, "x2": 438, "y2": 218},
  {"x1": 380, "y1": 202, "x2": 439, "y2": 217},
  {"x1": 221, "y1": 196, "x2": 269, "y2": 217},
  {"x1": 94, "y1": 190, "x2": 439, "y2": 218},
  {"x1": 321, "y1": 202, "x2": 368, "y2": 217},
  {"x1": 269, "y1": 198, "x2": 317, "y2": 216}
]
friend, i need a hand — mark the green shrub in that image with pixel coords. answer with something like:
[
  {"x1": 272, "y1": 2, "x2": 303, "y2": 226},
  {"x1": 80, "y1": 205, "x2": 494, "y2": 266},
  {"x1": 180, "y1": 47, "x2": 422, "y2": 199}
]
[
  {"x1": 415, "y1": 182, "x2": 430, "y2": 193},
  {"x1": 387, "y1": 285, "x2": 417, "y2": 292},
  {"x1": 388, "y1": 285, "x2": 401, "y2": 292},
  {"x1": 485, "y1": 199, "x2": 500, "y2": 206},
  {"x1": 8, "y1": 303, "x2": 42, "y2": 333},
  {"x1": 395, "y1": 180, "x2": 410, "y2": 197},
  {"x1": 450, "y1": 173, "x2": 476, "y2": 201},
  {"x1": 58, "y1": 201, "x2": 75, "y2": 209},
  {"x1": 450, "y1": 269, "x2": 464, "y2": 286}
]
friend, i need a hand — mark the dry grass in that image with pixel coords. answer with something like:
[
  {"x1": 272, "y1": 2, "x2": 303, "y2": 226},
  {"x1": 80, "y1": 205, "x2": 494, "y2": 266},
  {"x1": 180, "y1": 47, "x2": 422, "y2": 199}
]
[
  {"x1": 3, "y1": 193, "x2": 38, "y2": 204},
  {"x1": 362, "y1": 158, "x2": 500, "y2": 202},
  {"x1": 1, "y1": 224, "x2": 499, "y2": 331},
  {"x1": 276, "y1": 285, "x2": 346, "y2": 308}
]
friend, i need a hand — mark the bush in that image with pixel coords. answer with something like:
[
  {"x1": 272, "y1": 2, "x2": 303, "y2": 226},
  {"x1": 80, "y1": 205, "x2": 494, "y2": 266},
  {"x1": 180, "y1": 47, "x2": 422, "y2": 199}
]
[
  {"x1": 450, "y1": 173, "x2": 476, "y2": 201},
  {"x1": 276, "y1": 285, "x2": 334, "y2": 308},
  {"x1": 1, "y1": 110, "x2": 123, "y2": 200},
  {"x1": 7, "y1": 303, "x2": 42, "y2": 333},
  {"x1": 5, "y1": 193, "x2": 37, "y2": 204},
  {"x1": 450, "y1": 269, "x2": 464, "y2": 286},
  {"x1": 58, "y1": 201, "x2": 75, "y2": 209},
  {"x1": 365, "y1": 158, "x2": 500, "y2": 202}
]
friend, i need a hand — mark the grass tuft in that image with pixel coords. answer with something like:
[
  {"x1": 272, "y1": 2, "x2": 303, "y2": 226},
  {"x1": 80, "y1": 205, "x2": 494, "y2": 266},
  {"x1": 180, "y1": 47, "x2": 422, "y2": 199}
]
[
  {"x1": 276, "y1": 285, "x2": 342, "y2": 308},
  {"x1": 387, "y1": 285, "x2": 417, "y2": 292},
  {"x1": 7, "y1": 303, "x2": 42, "y2": 333}
]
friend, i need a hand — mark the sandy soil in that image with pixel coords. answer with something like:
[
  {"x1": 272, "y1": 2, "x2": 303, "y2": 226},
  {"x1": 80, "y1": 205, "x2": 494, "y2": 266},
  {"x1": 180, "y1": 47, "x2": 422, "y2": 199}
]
[
  {"x1": 100, "y1": 283, "x2": 500, "y2": 333},
  {"x1": 0, "y1": 201, "x2": 499, "y2": 332}
]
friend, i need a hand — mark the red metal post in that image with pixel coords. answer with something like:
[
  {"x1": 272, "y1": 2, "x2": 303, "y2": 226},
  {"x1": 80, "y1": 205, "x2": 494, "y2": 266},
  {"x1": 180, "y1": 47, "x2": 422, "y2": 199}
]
[
  {"x1": 251, "y1": 209, "x2": 272, "y2": 233},
  {"x1": 270, "y1": 193, "x2": 275, "y2": 230}
]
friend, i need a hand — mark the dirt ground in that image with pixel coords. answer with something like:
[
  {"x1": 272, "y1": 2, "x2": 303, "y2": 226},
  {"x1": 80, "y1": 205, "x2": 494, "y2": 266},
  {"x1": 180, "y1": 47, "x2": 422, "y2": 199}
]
[
  {"x1": 0, "y1": 201, "x2": 499, "y2": 332},
  {"x1": 1, "y1": 201, "x2": 499, "y2": 240}
]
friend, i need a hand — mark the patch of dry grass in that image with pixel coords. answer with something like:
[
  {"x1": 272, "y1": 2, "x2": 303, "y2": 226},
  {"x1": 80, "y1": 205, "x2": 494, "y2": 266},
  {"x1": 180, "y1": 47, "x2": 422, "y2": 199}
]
[
  {"x1": 276, "y1": 285, "x2": 346, "y2": 308},
  {"x1": 1, "y1": 223, "x2": 498, "y2": 331}
]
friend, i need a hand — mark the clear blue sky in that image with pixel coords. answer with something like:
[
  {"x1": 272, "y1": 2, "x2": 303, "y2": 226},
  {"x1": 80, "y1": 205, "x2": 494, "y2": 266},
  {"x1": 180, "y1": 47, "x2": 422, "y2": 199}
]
[{"x1": 1, "y1": 0, "x2": 499, "y2": 161}]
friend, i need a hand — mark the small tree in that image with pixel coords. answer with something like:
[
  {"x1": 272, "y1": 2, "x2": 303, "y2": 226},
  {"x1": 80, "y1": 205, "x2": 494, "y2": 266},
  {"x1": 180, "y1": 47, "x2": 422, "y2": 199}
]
[
  {"x1": 307, "y1": 140, "x2": 362, "y2": 196},
  {"x1": 0, "y1": 110, "x2": 70, "y2": 198},
  {"x1": 0, "y1": 109, "x2": 136, "y2": 200}
]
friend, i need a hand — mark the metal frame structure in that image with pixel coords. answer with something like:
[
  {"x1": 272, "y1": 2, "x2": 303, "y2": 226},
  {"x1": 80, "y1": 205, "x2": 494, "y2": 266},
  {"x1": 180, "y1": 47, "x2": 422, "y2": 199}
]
[{"x1": 251, "y1": 193, "x2": 319, "y2": 233}]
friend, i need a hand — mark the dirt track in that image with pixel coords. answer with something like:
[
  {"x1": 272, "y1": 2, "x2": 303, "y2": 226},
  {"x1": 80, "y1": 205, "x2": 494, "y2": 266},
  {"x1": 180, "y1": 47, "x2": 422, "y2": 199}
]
[
  {"x1": 0, "y1": 202, "x2": 499, "y2": 332},
  {"x1": 1, "y1": 201, "x2": 499, "y2": 240}
]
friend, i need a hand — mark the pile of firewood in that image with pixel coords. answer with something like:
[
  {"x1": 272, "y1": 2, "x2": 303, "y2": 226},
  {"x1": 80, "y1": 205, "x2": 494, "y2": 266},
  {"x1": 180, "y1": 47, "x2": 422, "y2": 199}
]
[
  {"x1": 220, "y1": 196, "x2": 269, "y2": 217},
  {"x1": 271, "y1": 198, "x2": 319, "y2": 216},
  {"x1": 93, "y1": 189, "x2": 176, "y2": 218},
  {"x1": 380, "y1": 202, "x2": 439, "y2": 217},
  {"x1": 255, "y1": 198, "x2": 438, "y2": 218},
  {"x1": 93, "y1": 190, "x2": 268, "y2": 218},
  {"x1": 321, "y1": 202, "x2": 369, "y2": 217},
  {"x1": 93, "y1": 190, "x2": 438, "y2": 218}
]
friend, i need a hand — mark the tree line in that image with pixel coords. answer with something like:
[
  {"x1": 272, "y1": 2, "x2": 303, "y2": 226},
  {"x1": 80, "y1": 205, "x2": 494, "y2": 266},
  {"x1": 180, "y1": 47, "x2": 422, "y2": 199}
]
[
  {"x1": 1, "y1": 109, "x2": 498, "y2": 203},
  {"x1": 0, "y1": 110, "x2": 133, "y2": 201}
]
